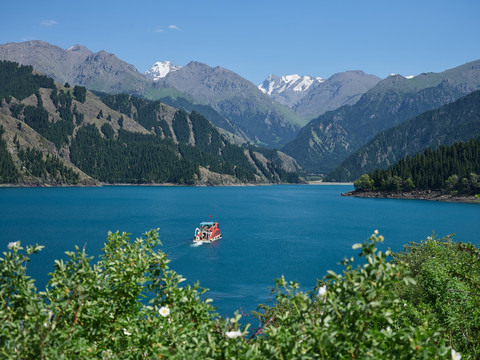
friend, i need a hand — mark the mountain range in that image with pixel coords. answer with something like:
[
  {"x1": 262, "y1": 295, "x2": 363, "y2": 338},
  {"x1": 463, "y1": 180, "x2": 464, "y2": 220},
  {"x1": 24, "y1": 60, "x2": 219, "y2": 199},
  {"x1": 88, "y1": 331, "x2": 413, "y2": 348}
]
[
  {"x1": 2, "y1": 40, "x2": 480, "y2": 183},
  {"x1": 0, "y1": 41, "x2": 382, "y2": 149},
  {"x1": 0, "y1": 60, "x2": 302, "y2": 186},
  {"x1": 282, "y1": 59, "x2": 480, "y2": 176},
  {"x1": 0, "y1": 41, "x2": 303, "y2": 148}
]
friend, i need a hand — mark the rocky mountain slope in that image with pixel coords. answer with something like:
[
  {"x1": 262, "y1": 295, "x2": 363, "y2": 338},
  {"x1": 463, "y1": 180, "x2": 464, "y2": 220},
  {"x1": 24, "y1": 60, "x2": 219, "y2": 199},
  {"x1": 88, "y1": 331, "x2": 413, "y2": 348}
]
[
  {"x1": 282, "y1": 59, "x2": 480, "y2": 176},
  {"x1": 259, "y1": 71, "x2": 380, "y2": 121},
  {"x1": 152, "y1": 61, "x2": 304, "y2": 147},
  {"x1": 292, "y1": 71, "x2": 381, "y2": 120},
  {"x1": 0, "y1": 41, "x2": 149, "y2": 95},
  {"x1": 0, "y1": 61, "x2": 302, "y2": 186},
  {"x1": 258, "y1": 74, "x2": 324, "y2": 108},
  {"x1": 325, "y1": 90, "x2": 480, "y2": 181}
]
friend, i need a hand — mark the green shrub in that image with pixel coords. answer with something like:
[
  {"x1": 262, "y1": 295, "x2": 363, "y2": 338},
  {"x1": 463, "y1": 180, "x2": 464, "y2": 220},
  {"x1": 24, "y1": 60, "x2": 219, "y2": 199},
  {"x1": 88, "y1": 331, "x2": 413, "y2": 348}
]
[
  {"x1": 2, "y1": 230, "x2": 467, "y2": 359},
  {"x1": 254, "y1": 231, "x2": 448, "y2": 359},
  {"x1": 394, "y1": 234, "x2": 480, "y2": 358}
]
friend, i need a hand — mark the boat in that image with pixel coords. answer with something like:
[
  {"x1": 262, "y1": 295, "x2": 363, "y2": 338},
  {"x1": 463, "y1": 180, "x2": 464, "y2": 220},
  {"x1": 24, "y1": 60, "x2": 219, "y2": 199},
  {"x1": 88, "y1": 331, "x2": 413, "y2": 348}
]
[{"x1": 193, "y1": 221, "x2": 222, "y2": 243}]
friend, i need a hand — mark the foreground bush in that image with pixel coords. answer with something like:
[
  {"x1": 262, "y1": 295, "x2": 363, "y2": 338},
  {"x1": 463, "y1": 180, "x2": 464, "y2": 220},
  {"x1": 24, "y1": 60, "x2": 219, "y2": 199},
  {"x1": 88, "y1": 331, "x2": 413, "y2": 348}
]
[
  {"x1": 1, "y1": 230, "x2": 471, "y2": 359},
  {"x1": 394, "y1": 234, "x2": 480, "y2": 358}
]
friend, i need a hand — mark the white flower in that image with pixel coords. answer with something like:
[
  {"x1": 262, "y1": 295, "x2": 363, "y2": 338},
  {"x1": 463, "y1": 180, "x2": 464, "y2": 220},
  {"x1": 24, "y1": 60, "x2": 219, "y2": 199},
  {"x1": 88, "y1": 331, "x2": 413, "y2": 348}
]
[
  {"x1": 159, "y1": 306, "x2": 170, "y2": 317},
  {"x1": 7, "y1": 241, "x2": 19, "y2": 250},
  {"x1": 451, "y1": 349, "x2": 461, "y2": 360},
  {"x1": 380, "y1": 326, "x2": 393, "y2": 337},
  {"x1": 43, "y1": 310, "x2": 53, "y2": 327},
  {"x1": 225, "y1": 330, "x2": 242, "y2": 339},
  {"x1": 123, "y1": 328, "x2": 131, "y2": 336},
  {"x1": 374, "y1": 229, "x2": 379, "y2": 235},
  {"x1": 317, "y1": 285, "x2": 327, "y2": 298}
]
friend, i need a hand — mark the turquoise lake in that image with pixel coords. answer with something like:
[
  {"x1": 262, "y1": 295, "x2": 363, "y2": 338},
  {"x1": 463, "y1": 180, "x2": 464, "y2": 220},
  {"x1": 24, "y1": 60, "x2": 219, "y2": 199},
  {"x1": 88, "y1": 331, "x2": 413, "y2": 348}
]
[{"x1": 1, "y1": 185, "x2": 479, "y2": 321}]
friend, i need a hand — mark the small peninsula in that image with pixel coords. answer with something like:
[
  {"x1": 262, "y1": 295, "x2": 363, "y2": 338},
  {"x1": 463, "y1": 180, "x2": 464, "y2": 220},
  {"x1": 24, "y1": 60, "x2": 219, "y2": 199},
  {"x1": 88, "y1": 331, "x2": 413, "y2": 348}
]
[{"x1": 342, "y1": 189, "x2": 479, "y2": 204}]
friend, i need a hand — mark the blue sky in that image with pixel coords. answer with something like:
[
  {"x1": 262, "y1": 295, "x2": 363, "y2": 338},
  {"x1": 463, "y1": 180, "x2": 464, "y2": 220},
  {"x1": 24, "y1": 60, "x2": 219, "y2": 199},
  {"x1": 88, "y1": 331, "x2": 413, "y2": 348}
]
[{"x1": 2, "y1": 0, "x2": 479, "y2": 84}]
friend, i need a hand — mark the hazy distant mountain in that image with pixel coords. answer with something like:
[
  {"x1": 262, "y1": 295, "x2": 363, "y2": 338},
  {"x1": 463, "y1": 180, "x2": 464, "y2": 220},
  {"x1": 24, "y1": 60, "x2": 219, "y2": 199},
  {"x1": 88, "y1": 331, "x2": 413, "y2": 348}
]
[
  {"x1": 145, "y1": 61, "x2": 182, "y2": 81},
  {"x1": 282, "y1": 59, "x2": 480, "y2": 175},
  {"x1": 153, "y1": 61, "x2": 304, "y2": 147},
  {"x1": 258, "y1": 74, "x2": 324, "y2": 108},
  {"x1": 325, "y1": 90, "x2": 480, "y2": 182},
  {"x1": 292, "y1": 71, "x2": 381, "y2": 120},
  {"x1": 0, "y1": 41, "x2": 91, "y2": 84},
  {"x1": 0, "y1": 40, "x2": 149, "y2": 95},
  {"x1": 259, "y1": 71, "x2": 380, "y2": 121}
]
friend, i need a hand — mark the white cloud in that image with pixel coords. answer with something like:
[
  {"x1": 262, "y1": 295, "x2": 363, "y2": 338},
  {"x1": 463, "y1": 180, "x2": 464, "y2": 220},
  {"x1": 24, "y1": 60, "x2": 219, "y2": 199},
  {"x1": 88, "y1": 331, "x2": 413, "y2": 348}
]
[
  {"x1": 155, "y1": 25, "x2": 180, "y2": 34},
  {"x1": 41, "y1": 20, "x2": 58, "y2": 26}
]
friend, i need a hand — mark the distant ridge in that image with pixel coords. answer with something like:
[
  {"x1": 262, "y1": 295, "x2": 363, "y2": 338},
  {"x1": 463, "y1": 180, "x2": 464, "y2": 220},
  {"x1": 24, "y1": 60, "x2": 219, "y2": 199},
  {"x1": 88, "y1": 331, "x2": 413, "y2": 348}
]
[
  {"x1": 325, "y1": 90, "x2": 480, "y2": 182},
  {"x1": 0, "y1": 40, "x2": 149, "y2": 95},
  {"x1": 259, "y1": 71, "x2": 380, "y2": 121},
  {"x1": 292, "y1": 70, "x2": 381, "y2": 120}
]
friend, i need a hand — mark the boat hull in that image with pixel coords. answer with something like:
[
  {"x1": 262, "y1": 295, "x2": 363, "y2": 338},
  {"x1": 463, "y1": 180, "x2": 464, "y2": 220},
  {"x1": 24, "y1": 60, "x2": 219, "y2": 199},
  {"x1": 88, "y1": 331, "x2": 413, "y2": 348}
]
[{"x1": 192, "y1": 235, "x2": 222, "y2": 243}]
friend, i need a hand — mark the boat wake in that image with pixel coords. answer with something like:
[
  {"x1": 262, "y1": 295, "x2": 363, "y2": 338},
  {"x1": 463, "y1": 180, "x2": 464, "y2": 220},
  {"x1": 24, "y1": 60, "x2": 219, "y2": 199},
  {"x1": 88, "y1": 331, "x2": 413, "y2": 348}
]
[{"x1": 190, "y1": 241, "x2": 204, "y2": 247}]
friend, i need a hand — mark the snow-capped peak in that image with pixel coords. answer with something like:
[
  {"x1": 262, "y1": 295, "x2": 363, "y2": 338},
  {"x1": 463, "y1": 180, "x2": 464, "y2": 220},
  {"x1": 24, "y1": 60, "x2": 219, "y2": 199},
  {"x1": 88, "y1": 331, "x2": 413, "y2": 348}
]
[
  {"x1": 258, "y1": 74, "x2": 325, "y2": 108},
  {"x1": 145, "y1": 61, "x2": 182, "y2": 81},
  {"x1": 258, "y1": 74, "x2": 324, "y2": 96}
]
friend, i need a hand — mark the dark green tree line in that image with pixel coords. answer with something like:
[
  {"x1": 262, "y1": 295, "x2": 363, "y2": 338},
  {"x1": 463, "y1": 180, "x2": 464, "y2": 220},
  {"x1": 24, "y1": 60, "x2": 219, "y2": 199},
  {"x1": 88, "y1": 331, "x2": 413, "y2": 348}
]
[
  {"x1": 0, "y1": 60, "x2": 55, "y2": 103},
  {"x1": 354, "y1": 137, "x2": 480, "y2": 194},
  {"x1": 70, "y1": 125, "x2": 198, "y2": 184},
  {"x1": 17, "y1": 147, "x2": 79, "y2": 184}
]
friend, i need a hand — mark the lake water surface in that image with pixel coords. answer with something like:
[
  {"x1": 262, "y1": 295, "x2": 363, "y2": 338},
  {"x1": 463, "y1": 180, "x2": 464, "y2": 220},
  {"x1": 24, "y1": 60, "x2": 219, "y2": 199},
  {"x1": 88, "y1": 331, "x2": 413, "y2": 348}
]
[{"x1": 1, "y1": 185, "x2": 479, "y2": 320}]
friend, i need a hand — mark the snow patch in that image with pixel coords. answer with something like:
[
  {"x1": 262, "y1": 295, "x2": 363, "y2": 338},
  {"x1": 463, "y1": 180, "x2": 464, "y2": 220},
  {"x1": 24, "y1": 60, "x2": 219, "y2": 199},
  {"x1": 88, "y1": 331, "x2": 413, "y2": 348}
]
[
  {"x1": 389, "y1": 73, "x2": 415, "y2": 79},
  {"x1": 258, "y1": 74, "x2": 324, "y2": 95},
  {"x1": 145, "y1": 61, "x2": 182, "y2": 81}
]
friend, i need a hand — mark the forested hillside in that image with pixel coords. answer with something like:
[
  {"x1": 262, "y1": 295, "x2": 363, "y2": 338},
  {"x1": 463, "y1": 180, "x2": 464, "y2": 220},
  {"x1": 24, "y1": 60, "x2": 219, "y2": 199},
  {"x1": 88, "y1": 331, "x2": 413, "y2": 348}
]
[
  {"x1": 0, "y1": 61, "x2": 302, "y2": 186},
  {"x1": 326, "y1": 90, "x2": 480, "y2": 182},
  {"x1": 353, "y1": 137, "x2": 480, "y2": 195}
]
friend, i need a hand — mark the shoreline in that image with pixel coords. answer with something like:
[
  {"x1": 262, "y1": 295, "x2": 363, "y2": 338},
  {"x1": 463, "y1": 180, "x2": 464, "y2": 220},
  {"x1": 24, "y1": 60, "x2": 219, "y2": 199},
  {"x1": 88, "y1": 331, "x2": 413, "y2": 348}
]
[
  {"x1": 342, "y1": 189, "x2": 480, "y2": 204},
  {"x1": 308, "y1": 181, "x2": 353, "y2": 185},
  {"x1": 1, "y1": 182, "x2": 352, "y2": 188}
]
